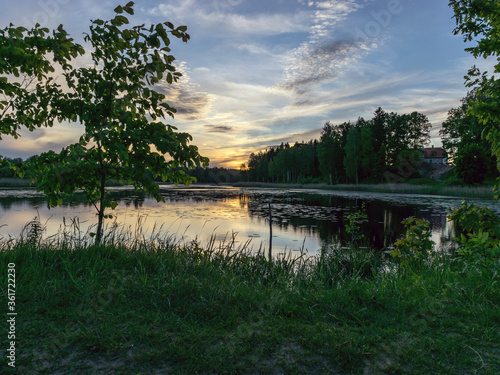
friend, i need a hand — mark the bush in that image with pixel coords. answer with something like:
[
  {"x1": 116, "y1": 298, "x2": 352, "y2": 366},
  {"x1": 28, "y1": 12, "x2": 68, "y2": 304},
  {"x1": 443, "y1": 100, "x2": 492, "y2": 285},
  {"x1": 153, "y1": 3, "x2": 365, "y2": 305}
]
[
  {"x1": 449, "y1": 201, "x2": 500, "y2": 262},
  {"x1": 391, "y1": 217, "x2": 434, "y2": 271}
]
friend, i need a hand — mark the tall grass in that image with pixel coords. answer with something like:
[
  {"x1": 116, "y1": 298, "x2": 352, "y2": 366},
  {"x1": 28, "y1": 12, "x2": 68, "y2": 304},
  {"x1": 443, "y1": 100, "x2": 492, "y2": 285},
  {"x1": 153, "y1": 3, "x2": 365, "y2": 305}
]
[{"x1": 1, "y1": 219, "x2": 499, "y2": 374}]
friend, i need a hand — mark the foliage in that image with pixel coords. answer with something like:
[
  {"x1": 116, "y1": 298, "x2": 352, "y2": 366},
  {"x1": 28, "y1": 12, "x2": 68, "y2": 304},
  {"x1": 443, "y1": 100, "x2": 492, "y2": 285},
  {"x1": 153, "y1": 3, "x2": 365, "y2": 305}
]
[
  {"x1": 448, "y1": 200, "x2": 500, "y2": 236},
  {"x1": 448, "y1": 201, "x2": 500, "y2": 261},
  {"x1": 247, "y1": 108, "x2": 432, "y2": 185},
  {"x1": 26, "y1": 2, "x2": 208, "y2": 243},
  {"x1": 449, "y1": 0, "x2": 500, "y2": 196},
  {"x1": 0, "y1": 157, "x2": 23, "y2": 178},
  {"x1": 386, "y1": 111, "x2": 431, "y2": 167},
  {"x1": 0, "y1": 22, "x2": 84, "y2": 138},
  {"x1": 440, "y1": 93, "x2": 494, "y2": 160},
  {"x1": 318, "y1": 121, "x2": 349, "y2": 184},
  {"x1": 391, "y1": 217, "x2": 435, "y2": 270},
  {"x1": 454, "y1": 143, "x2": 489, "y2": 185},
  {"x1": 343, "y1": 126, "x2": 361, "y2": 184},
  {"x1": 345, "y1": 202, "x2": 368, "y2": 247},
  {"x1": 457, "y1": 230, "x2": 500, "y2": 261}
]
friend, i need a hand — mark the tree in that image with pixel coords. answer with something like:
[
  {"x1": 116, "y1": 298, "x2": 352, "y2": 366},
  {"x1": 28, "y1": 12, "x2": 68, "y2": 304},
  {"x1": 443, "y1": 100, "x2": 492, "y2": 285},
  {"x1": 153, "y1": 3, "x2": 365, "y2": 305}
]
[
  {"x1": 369, "y1": 108, "x2": 388, "y2": 181},
  {"x1": 450, "y1": 0, "x2": 500, "y2": 194},
  {"x1": 28, "y1": 2, "x2": 209, "y2": 243},
  {"x1": 360, "y1": 124, "x2": 377, "y2": 181},
  {"x1": 440, "y1": 92, "x2": 496, "y2": 175},
  {"x1": 343, "y1": 127, "x2": 361, "y2": 185},
  {"x1": 386, "y1": 111, "x2": 430, "y2": 169},
  {"x1": 318, "y1": 122, "x2": 341, "y2": 185},
  {"x1": 440, "y1": 92, "x2": 482, "y2": 160},
  {"x1": 0, "y1": 23, "x2": 83, "y2": 138},
  {"x1": 455, "y1": 143, "x2": 489, "y2": 185}
]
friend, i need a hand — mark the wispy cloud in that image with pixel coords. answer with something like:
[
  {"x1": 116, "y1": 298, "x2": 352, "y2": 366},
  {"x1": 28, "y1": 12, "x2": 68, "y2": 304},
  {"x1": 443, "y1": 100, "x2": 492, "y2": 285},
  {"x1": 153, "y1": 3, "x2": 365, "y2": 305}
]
[
  {"x1": 154, "y1": 62, "x2": 210, "y2": 121},
  {"x1": 149, "y1": 0, "x2": 310, "y2": 35},
  {"x1": 280, "y1": 0, "x2": 376, "y2": 95}
]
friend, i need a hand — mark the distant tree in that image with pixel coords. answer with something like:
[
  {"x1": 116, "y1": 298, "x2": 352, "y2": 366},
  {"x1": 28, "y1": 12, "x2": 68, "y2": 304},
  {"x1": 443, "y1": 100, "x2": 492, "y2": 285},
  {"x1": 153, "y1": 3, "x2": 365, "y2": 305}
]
[
  {"x1": 440, "y1": 92, "x2": 496, "y2": 175},
  {"x1": 386, "y1": 111, "x2": 431, "y2": 169},
  {"x1": 344, "y1": 127, "x2": 361, "y2": 185},
  {"x1": 28, "y1": 3, "x2": 208, "y2": 243},
  {"x1": 369, "y1": 108, "x2": 388, "y2": 181},
  {"x1": 318, "y1": 122, "x2": 341, "y2": 185},
  {"x1": 450, "y1": 0, "x2": 500, "y2": 194},
  {"x1": 360, "y1": 125, "x2": 377, "y2": 181}
]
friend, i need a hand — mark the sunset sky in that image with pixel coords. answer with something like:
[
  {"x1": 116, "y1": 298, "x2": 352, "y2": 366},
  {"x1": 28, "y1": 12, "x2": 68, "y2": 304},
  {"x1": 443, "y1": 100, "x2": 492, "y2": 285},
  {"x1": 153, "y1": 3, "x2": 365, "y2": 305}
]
[{"x1": 0, "y1": 0, "x2": 494, "y2": 168}]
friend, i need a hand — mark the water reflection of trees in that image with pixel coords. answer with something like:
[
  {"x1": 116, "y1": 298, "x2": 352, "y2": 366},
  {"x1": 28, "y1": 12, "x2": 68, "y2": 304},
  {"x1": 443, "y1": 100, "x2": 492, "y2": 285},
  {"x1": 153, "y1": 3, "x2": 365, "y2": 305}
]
[{"x1": 243, "y1": 191, "x2": 456, "y2": 250}]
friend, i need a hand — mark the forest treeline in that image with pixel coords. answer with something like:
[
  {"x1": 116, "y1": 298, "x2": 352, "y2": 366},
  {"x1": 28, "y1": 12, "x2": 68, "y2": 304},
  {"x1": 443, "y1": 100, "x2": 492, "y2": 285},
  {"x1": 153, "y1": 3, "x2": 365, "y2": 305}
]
[
  {"x1": 245, "y1": 108, "x2": 432, "y2": 185},
  {"x1": 244, "y1": 100, "x2": 497, "y2": 186}
]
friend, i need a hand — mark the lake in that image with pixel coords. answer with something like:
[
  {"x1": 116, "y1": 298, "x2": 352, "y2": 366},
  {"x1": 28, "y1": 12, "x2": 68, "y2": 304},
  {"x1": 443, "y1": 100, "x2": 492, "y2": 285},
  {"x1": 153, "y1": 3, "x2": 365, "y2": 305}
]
[{"x1": 0, "y1": 185, "x2": 498, "y2": 255}]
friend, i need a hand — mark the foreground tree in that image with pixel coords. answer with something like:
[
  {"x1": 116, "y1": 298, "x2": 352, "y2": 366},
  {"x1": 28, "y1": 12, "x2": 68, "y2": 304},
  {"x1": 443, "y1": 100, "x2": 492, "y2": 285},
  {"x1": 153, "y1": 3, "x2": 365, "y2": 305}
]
[
  {"x1": 0, "y1": 23, "x2": 83, "y2": 138},
  {"x1": 450, "y1": 0, "x2": 500, "y2": 194},
  {"x1": 28, "y1": 2, "x2": 209, "y2": 243}
]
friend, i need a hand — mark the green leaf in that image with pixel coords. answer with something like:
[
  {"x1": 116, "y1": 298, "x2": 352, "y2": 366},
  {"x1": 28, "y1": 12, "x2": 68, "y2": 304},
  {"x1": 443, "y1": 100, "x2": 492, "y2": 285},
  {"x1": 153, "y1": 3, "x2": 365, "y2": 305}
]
[{"x1": 115, "y1": 15, "x2": 129, "y2": 25}]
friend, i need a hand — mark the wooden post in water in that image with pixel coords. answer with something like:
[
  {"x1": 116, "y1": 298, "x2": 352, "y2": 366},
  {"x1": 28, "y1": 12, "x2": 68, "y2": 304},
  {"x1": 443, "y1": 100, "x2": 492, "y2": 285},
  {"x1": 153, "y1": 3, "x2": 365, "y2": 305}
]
[{"x1": 268, "y1": 200, "x2": 272, "y2": 262}]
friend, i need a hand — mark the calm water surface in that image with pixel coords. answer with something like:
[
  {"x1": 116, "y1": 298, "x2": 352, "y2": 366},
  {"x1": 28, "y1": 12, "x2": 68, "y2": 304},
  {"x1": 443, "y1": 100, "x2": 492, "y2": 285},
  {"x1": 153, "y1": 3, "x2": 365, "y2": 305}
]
[{"x1": 0, "y1": 185, "x2": 498, "y2": 255}]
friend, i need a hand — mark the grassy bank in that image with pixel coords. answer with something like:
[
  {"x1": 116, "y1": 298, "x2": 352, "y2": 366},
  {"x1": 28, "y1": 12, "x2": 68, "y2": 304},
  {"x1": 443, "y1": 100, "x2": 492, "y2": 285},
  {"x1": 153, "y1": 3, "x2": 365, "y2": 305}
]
[
  {"x1": 1, "y1": 237, "x2": 498, "y2": 374},
  {"x1": 0, "y1": 178, "x2": 33, "y2": 188},
  {"x1": 232, "y1": 181, "x2": 496, "y2": 199}
]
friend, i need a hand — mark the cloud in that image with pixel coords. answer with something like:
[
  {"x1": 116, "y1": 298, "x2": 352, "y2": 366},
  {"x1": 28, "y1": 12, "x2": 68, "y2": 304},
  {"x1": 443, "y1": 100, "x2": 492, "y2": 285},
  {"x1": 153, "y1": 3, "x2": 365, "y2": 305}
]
[
  {"x1": 279, "y1": 0, "x2": 378, "y2": 95},
  {"x1": 154, "y1": 62, "x2": 210, "y2": 121},
  {"x1": 204, "y1": 125, "x2": 234, "y2": 133},
  {"x1": 149, "y1": 0, "x2": 310, "y2": 35}
]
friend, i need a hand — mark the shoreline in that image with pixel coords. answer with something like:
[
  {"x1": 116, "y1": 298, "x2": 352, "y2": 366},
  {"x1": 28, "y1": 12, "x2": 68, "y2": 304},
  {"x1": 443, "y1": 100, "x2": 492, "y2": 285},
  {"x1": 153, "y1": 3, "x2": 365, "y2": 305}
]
[{"x1": 228, "y1": 181, "x2": 495, "y2": 199}]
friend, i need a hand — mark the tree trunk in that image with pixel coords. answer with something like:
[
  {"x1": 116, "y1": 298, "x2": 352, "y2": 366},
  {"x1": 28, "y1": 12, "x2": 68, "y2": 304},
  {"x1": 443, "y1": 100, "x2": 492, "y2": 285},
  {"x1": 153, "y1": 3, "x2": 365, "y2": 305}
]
[
  {"x1": 95, "y1": 174, "x2": 106, "y2": 245},
  {"x1": 355, "y1": 163, "x2": 359, "y2": 186},
  {"x1": 268, "y1": 200, "x2": 272, "y2": 262}
]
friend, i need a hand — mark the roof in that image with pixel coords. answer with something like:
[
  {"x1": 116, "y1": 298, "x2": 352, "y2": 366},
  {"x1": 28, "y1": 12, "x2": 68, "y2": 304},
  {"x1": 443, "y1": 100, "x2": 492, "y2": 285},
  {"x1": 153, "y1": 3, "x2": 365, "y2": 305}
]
[{"x1": 422, "y1": 147, "x2": 445, "y2": 159}]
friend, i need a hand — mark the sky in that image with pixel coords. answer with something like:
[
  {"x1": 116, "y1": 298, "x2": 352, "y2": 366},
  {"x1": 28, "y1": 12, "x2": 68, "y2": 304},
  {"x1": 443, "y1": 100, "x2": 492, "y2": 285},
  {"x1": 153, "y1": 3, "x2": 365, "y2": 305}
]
[{"x1": 0, "y1": 0, "x2": 494, "y2": 168}]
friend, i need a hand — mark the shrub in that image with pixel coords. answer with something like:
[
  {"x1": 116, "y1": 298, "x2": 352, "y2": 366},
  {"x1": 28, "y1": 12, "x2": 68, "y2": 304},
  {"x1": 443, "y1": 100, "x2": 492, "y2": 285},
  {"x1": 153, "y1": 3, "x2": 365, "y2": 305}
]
[
  {"x1": 449, "y1": 201, "x2": 500, "y2": 262},
  {"x1": 391, "y1": 217, "x2": 434, "y2": 271}
]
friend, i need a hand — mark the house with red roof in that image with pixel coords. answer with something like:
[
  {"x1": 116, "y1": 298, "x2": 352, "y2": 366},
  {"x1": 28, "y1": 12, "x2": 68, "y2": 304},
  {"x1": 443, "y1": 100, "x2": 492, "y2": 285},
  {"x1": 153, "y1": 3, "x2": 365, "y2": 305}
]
[{"x1": 422, "y1": 146, "x2": 447, "y2": 164}]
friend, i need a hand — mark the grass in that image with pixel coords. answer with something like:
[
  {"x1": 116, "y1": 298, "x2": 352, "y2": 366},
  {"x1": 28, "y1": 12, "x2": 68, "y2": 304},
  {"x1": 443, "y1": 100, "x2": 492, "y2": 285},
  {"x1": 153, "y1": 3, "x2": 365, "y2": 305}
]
[{"x1": 1, "y1": 221, "x2": 499, "y2": 375}]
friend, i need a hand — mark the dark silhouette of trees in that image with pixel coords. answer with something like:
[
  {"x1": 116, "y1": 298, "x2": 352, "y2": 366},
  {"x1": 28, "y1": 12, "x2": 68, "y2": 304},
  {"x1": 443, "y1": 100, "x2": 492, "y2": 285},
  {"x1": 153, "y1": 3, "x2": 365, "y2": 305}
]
[
  {"x1": 440, "y1": 92, "x2": 497, "y2": 184},
  {"x1": 246, "y1": 108, "x2": 432, "y2": 184}
]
